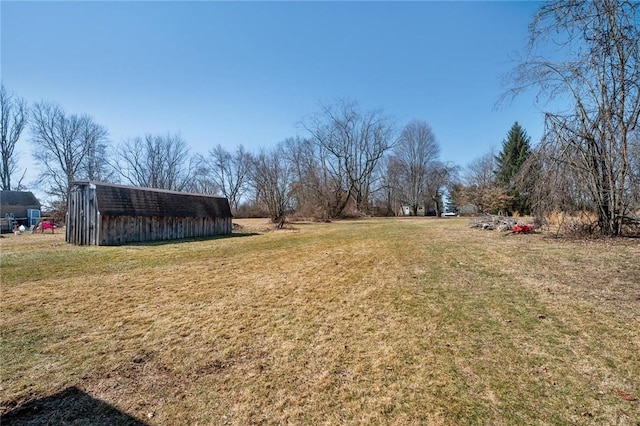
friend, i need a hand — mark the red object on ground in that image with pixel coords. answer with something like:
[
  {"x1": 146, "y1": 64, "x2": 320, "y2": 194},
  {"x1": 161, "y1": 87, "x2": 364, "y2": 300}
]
[
  {"x1": 512, "y1": 224, "x2": 533, "y2": 234},
  {"x1": 37, "y1": 221, "x2": 57, "y2": 233}
]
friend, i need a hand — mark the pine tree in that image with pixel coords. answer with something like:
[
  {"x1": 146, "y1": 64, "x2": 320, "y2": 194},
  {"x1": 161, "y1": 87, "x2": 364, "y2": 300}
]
[{"x1": 495, "y1": 122, "x2": 531, "y2": 214}]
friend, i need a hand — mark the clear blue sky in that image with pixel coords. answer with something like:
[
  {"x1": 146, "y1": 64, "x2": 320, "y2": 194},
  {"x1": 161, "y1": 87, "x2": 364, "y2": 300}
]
[{"x1": 2, "y1": 1, "x2": 543, "y2": 193}]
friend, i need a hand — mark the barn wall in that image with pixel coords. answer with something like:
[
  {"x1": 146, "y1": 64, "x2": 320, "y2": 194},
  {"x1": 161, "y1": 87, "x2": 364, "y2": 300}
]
[
  {"x1": 99, "y1": 215, "x2": 232, "y2": 245},
  {"x1": 67, "y1": 182, "x2": 232, "y2": 246},
  {"x1": 67, "y1": 184, "x2": 100, "y2": 245}
]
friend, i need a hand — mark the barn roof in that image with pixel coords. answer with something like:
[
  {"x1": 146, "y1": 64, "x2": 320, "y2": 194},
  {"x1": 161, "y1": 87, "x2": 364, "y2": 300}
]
[
  {"x1": 0, "y1": 191, "x2": 41, "y2": 208},
  {"x1": 72, "y1": 181, "x2": 232, "y2": 218}
]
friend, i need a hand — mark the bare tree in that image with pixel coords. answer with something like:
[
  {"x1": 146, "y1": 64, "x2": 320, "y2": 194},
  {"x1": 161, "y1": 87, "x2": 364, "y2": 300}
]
[
  {"x1": 380, "y1": 155, "x2": 405, "y2": 216},
  {"x1": 517, "y1": 143, "x2": 591, "y2": 227},
  {"x1": 0, "y1": 85, "x2": 28, "y2": 190},
  {"x1": 251, "y1": 143, "x2": 293, "y2": 224},
  {"x1": 115, "y1": 133, "x2": 194, "y2": 191},
  {"x1": 629, "y1": 130, "x2": 640, "y2": 212},
  {"x1": 391, "y1": 120, "x2": 440, "y2": 215},
  {"x1": 454, "y1": 151, "x2": 510, "y2": 214},
  {"x1": 199, "y1": 144, "x2": 252, "y2": 211},
  {"x1": 424, "y1": 161, "x2": 458, "y2": 217},
  {"x1": 302, "y1": 100, "x2": 395, "y2": 217},
  {"x1": 281, "y1": 136, "x2": 334, "y2": 219},
  {"x1": 465, "y1": 152, "x2": 496, "y2": 190},
  {"x1": 81, "y1": 119, "x2": 113, "y2": 183},
  {"x1": 507, "y1": 0, "x2": 640, "y2": 236},
  {"x1": 190, "y1": 156, "x2": 220, "y2": 196},
  {"x1": 31, "y1": 102, "x2": 109, "y2": 200}
]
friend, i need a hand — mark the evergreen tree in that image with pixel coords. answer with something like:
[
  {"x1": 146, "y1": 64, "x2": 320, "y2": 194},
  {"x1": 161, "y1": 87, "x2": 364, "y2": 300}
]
[{"x1": 495, "y1": 122, "x2": 531, "y2": 214}]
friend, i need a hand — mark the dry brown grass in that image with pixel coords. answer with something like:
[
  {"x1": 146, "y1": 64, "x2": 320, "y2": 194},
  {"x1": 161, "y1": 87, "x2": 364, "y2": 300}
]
[{"x1": 1, "y1": 218, "x2": 639, "y2": 425}]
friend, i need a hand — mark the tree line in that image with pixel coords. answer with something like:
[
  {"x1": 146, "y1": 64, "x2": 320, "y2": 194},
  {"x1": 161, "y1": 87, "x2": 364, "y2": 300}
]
[
  {"x1": 0, "y1": 94, "x2": 459, "y2": 222},
  {"x1": 2, "y1": 0, "x2": 639, "y2": 236},
  {"x1": 455, "y1": 0, "x2": 640, "y2": 237}
]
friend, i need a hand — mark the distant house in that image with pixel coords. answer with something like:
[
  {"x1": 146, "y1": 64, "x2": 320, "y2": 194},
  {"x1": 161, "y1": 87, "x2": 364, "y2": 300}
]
[
  {"x1": 66, "y1": 181, "x2": 233, "y2": 246},
  {"x1": 398, "y1": 202, "x2": 439, "y2": 217},
  {"x1": 0, "y1": 191, "x2": 41, "y2": 233},
  {"x1": 399, "y1": 205, "x2": 425, "y2": 216}
]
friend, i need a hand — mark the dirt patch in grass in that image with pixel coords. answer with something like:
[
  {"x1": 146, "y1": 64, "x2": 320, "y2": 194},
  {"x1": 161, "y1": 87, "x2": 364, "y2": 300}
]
[{"x1": 1, "y1": 218, "x2": 639, "y2": 424}]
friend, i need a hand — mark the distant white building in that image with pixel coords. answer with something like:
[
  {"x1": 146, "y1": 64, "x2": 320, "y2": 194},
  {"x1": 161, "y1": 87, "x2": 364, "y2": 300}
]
[{"x1": 398, "y1": 205, "x2": 430, "y2": 216}]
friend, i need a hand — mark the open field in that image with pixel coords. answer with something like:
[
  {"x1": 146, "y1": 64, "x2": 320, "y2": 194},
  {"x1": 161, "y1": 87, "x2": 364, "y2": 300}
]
[{"x1": 1, "y1": 217, "x2": 639, "y2": 425}]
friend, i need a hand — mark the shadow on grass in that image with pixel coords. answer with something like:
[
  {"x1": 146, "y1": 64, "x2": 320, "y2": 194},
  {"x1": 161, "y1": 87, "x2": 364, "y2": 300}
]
[
  {"x1": 1, "y1": 386, "x2": 147, "y2": 425},
  {"x1": 120, "y1": 231, "x2": 261, "y2": 247}
]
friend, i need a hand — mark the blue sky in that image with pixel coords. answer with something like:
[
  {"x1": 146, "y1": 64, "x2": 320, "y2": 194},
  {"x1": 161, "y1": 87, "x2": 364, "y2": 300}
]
[{"x1": 2, "y1": 1, "x2": 543, "y2": 192}]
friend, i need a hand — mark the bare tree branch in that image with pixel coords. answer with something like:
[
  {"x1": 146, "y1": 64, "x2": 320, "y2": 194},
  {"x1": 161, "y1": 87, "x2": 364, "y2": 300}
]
[
  {"x1": 390, "y1": 120, "x2": 440, "y2": 216},
  {"x1": 31, "y1": 101, "x2": 109, "y2": 201},
  {"x1": 0, "y1": 85, "x2": 28, "y2": 190},
  {"x1": 251, "y1": 144, "x2": 293, "y2": 223},
  {"x1": 301, "y1": 99, "x2": 395, "y2": 217},
  {"x1": 115, "y1": 133, "x2": 194, "y2": 191},
  {"x1": 507, "y1": 0, "x2": 640, "y2": 235}
]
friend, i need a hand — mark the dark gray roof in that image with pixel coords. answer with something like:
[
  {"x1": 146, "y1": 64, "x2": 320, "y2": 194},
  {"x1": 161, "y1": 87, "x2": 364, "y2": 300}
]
[
  {"x1": 73, "y1": 181, "x2": 232, "y2": 218},
  {"x1": 0, "y1": 191, "x2": 41, "y2": 208}
]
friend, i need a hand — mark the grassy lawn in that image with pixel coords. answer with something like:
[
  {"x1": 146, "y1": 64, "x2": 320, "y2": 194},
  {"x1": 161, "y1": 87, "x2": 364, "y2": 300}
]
[{"x1": 1, "y1": 217, "x2": 639, "y2": 425}]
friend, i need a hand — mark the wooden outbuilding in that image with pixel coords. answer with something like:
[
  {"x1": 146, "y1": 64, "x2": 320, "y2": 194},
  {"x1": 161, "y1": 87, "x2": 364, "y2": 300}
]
[
  {"x1": 67, "y1": 181, "x2": 232, "y2": 246},
  {"x1": 0, "y1": 190, "x2": 41, "y2": 233}
]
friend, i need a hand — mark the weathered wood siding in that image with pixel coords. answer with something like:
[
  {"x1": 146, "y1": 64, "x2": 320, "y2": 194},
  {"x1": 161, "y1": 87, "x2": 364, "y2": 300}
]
[
  {"x1": 99, "y1": 215, "x2": 231, "y2": 245},
  {"x1": 67, "y1": 183, "x2": 100, "y2": 245},
  {"x1": 67, "y1": 181, "x2": 232, "y2": 246}
]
